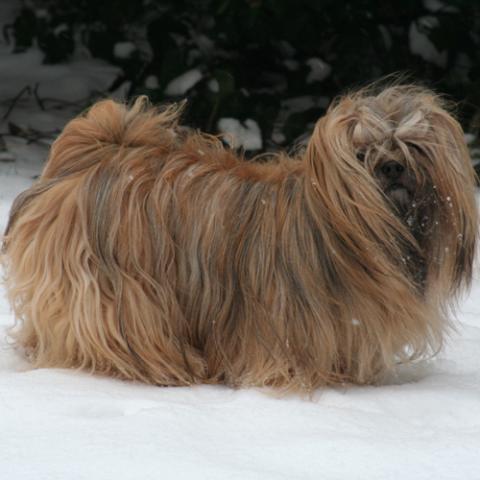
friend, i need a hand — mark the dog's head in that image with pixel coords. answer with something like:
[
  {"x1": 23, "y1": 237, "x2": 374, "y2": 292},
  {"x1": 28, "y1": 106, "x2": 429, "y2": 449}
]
[
  {"x1": 350, "y1": 91, "x2": 437, "y2": 221},
  {"x1": 305, "y1": 84, "x2": 477, "y2": 297}
]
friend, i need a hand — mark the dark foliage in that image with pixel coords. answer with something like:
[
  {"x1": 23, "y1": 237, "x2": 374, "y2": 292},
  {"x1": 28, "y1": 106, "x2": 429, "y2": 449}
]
[{"x1": 5, "y1": 0, "x2": 480, "y2": 160}]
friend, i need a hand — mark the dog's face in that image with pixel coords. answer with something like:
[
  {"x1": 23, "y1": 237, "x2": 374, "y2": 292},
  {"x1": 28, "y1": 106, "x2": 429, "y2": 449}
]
[
  {"x1": 357, "y1": 147, "x2": 419, "y2": 217},
  {"x1": 356, "y1": 143, "x2": 436, "y2": 292}
]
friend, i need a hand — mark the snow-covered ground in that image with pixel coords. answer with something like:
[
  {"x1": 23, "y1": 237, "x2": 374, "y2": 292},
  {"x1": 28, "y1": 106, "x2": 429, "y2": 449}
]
[
  {"x1": 1, "y1": 179, "x2": 480, "y2": 480},
  {"x1": 1, "y1": 4, "x2": 480, "y2": 479}
]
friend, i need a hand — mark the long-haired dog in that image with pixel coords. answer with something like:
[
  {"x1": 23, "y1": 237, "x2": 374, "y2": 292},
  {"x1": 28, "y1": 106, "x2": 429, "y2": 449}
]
[{"x1": 2, "y1": 85, "x2": 477, "y2": 390}]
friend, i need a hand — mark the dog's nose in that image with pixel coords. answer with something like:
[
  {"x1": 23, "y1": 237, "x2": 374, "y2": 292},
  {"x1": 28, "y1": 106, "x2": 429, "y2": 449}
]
[{"x1": 381, "y1": 161, "x2": 404, "y2": 180}]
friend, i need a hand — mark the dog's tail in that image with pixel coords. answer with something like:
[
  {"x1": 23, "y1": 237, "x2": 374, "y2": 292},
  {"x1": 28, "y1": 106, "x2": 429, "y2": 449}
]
[
  {"x1": 6, "y1": 97, "x2": 183, "y2": 235},
  {"x1": 2, "y1": 98, "x2": 207, "y2": 385},
  {"x1": 44, "y1": 96, "x2": 183, "y2": 178}
]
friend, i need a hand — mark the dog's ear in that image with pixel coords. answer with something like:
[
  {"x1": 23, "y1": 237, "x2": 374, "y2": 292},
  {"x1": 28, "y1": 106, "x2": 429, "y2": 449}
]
[
  {"x1": 303, "y1": 92, "x2": 415, "y2": 282},
  {"x1": 302, "y1": 93, "x2": 420, "y2": 330},
  {"x1": 397, "y1": 91, "x2": 478, "y2": 296}
]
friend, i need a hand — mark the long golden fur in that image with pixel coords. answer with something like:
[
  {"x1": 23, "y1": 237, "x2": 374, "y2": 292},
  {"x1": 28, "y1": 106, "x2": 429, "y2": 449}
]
[{"x1": 2, "y1": 85, "x2": 477, "y2": 390}]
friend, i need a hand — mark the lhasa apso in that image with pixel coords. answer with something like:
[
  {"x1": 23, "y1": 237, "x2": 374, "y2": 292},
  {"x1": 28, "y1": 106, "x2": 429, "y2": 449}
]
[{"x1": 2, "y1": 85, "x2": 477, "y2": 390}]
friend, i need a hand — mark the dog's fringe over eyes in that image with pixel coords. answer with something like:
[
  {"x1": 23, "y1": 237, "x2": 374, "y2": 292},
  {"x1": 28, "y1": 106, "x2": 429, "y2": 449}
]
[{"x1": 2, "y1": 85, "x2": 477, "y2": 391}]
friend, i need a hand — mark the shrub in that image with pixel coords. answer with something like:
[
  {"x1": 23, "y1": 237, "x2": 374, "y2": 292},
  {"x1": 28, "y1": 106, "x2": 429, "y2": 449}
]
[{"x1": 6, "y1": 0, "x2": 480, "y2": 159}]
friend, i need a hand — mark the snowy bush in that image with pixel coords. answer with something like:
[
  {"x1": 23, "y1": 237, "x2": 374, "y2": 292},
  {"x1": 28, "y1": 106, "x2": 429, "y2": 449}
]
[{"x1": 4, "y1": 0, "x2": 480, "y2": 162}]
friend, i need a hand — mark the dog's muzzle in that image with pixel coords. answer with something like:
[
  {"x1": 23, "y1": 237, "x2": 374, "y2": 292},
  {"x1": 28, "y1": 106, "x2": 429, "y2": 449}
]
[{"x1": 376, "y1": 160, "x2": 413, "y2": 212}]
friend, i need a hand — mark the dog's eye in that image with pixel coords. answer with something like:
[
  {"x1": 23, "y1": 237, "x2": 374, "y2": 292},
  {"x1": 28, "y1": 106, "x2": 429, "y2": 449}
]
[
  {"x1": 356, "y1": 152, "x2": 365, "y2": 162},
  {"x1": 408, "y1": 143, "x2": 423, "y2": 155}
]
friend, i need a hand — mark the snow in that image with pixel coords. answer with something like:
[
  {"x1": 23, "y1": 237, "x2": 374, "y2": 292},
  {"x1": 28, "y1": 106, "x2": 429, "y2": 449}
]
[
  {"x1": 423, "y1": 0, "x2": 458, "y2": 13},
  {"x1": 0, "y1": 46, "x2": 119, "y2": 102},
  {"x1": 306, "y1": 57, "x2": 332, "y2": 84},
  {"x1": 465, "y1": 134, "x2": 476, "y2": 145},
  {"x1": 1, "y1": 252, "x2": 480, "y2": 479},
  {"x1": 207, "y1": 78, "x2": 220, "y2": 93},
  {"x1": 1, "y1": 4, "x2": 480, "y2": 478},
  {"x1": 0, "y1": 151, "x2": 15, "y2": 162},
  {"x1": 164, "y1": 69, "x2": 203, "y2": 96},
  {"x1": 0, "y1": 42, "x2": 119, "y2": 181},
  {"x1": 145, "y1": 74, "x2": 160, "y2": 89},
  {"x1": 1, "y1": 114, "x2": 480, "y2": 480},
  {"x1": 409, "y1": 17, "x2": 447, "y2": 68},
  {"x1": 217, "y1": 118, "x2": 263, "y2": 150},
  {"x1": 113, "y1": 41, "x2": 136, "y2": 59},
  {"x1": 53, "y1": 23, "x2": 69, "y2": 36},
  {"x1": 281, "y1": 95, "x2": 330, "y2": 114},
  {"x1": 0, "y1": 27, "x2": 119, "y2": 178}
]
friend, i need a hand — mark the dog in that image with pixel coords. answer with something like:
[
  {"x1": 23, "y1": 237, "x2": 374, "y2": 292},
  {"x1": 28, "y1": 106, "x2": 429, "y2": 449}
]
[{"x1": 2, "y1": 85, "x2": 477, "y2": 390}]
